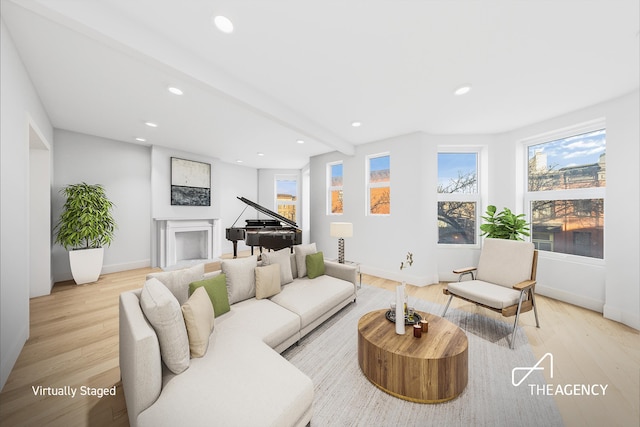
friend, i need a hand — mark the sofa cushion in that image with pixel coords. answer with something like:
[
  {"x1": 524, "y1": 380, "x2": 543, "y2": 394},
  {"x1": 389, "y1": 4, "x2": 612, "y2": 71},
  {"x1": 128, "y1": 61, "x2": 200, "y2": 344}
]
[
  {"x1": 261, "y1": 250, "x2": 294, "y2": 285},
  {"x1": 181, "y1": 287, "x2": 215, "y2": 358},
  {"x1": 255, "y1": 264, "x2": 281, "y2": 299},
  {"x1": 447, "y1": 279, "x2": 522, "y2": 309},
  {"x1": 138, "y1": 333, "x2": 313, "y2": 427},
  {"x1": 189, "y1": 274, "x2": 230, "y2": 317},
  {"x1": 221, "y1": 256, "x2": 257, "y2": 304},
  {"x1": 305, "y1": 251, "x2": 325, "y2": 279},
  {"x1": 294, "y1": 243, "x2": 317, "y2": 278},
  {"x1": 140, "y1": 278, "x2": 190, "y2": 374},
  {"x1": 270, "y1": 275, "x2": 354, "y2": 329},
  {"x1": 215, "y1": 298, "x2": 300, "y2": 350},
  {"x1": 147, "y1": 263, "x2": 204, "y2": 306}
]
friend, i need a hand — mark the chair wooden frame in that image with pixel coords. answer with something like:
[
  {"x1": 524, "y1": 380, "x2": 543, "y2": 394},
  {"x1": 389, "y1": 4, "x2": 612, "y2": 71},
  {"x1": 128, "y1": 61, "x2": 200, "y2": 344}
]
[{"x1": 442, "y1": 250, "x2": 540, "y2": 349}]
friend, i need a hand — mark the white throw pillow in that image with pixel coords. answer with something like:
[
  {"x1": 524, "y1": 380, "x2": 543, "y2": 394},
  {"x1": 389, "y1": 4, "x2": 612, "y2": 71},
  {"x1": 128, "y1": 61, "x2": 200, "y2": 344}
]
[
  {"x1": 261, "y1": 251, "x2": 294, "y2": 285},
  {"x1": 181, "y1": 287, "x2": 215, "y2": 358},
  {"x1": 221, "y1": 256, "x2": 258, "y2": 304},
  {"x1": 255, "y1": 263, "x2": 281, "y2": 299},
  {"x1": 294, "y1": 243, "x2": 317, "y2": 278},
  {"x1": 140, "y1": 278, "x2": 190, "y2": 374},
  {"x1": 146, "y1": 263, "x2": 205, "y2": 306}
]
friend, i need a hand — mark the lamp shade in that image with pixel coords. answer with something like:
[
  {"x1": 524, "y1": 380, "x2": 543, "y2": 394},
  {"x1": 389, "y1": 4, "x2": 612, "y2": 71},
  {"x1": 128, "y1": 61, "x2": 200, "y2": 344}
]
[{"x1": 330, "y1": 222, "x2": 353, "y2": 238}]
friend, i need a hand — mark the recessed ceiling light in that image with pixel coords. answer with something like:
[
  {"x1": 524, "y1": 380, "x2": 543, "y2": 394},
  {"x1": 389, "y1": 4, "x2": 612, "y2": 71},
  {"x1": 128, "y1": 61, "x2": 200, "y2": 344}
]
[
  {"x1": 134, "y1": 137, "x2": 146, "y2": 142},
  {"x1": 454, "y1": 85, "x2": 472, "y2": 96},
  {"x1": 257, "y1": 152, "x2": 265, "y2": 156},
  {"x1": 236, "y1": 159, "x2": 243, "y2": 163},
  {"x1": 351, "y1": 121, "x2": 362, "y2": 127},
  {"x1": 167, "y1": 86, "x2": 183, "y2": 95},
  {"x1": 144, "y1": 121, "x2": 158, "y2": 128},
  {"x1": 296, "y1": 139, "x2": 305, "y2": 144},
  {"x1": 213, "y1": 15, "x2": 234, "y2": 33}
]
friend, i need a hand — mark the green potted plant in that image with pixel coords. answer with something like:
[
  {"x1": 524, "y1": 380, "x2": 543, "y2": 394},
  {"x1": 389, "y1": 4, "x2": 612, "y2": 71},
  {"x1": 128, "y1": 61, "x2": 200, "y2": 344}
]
[
  {"x1": 479, "y1": 205, "x2": 530, "y2": 241},
  {"x1": 54, "y1": 183, "x2": 116, "y2": 284}
]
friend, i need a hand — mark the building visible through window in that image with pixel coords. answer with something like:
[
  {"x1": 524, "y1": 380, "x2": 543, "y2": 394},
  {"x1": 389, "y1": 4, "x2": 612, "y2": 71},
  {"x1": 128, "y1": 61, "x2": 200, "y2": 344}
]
[
  {"x1": 275, "y1": 177, "x2": 297, "y2": 223},
  {"x1": 526, "y1": 128, "x2": 605, "y2": 259}
]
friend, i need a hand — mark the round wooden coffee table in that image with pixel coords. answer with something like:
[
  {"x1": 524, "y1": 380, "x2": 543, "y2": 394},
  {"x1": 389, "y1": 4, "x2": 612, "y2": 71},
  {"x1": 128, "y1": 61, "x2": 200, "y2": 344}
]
[{"x1": 357, "y1": 309, "x2": 468, "y2": 403}]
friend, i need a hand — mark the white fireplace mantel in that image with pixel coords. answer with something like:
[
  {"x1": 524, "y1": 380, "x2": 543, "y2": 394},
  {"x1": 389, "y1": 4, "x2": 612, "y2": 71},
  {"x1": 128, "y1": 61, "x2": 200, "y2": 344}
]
[{"x1": 154, "y1": 218, "x2": 221, "y2": 269}]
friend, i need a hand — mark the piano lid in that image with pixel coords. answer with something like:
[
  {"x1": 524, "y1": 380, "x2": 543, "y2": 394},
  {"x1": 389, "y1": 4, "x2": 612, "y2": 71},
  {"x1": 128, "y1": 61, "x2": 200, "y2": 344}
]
[{"x1": 236, "y1": 196, "x2": 299, "y2": 229}]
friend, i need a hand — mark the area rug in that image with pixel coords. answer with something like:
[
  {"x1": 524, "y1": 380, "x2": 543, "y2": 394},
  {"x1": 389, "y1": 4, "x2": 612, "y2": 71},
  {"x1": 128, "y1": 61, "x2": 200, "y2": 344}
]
[{"x1": 282, "y1": 284, "x2": 563, "y2": 427}]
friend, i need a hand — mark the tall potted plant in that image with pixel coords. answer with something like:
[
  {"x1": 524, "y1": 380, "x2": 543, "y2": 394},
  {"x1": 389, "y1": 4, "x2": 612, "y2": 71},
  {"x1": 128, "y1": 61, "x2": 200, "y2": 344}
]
[
  {"x1": 54, "y1": 183, "x2": 116, "y2": 284},
  {"x1": 480, "y1": 205, "x2": 530, "y2": 241}
]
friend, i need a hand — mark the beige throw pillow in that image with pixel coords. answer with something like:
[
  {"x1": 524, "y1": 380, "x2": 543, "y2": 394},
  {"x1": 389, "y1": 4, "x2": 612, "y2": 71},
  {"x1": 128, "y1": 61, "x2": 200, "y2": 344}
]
[
  {"x1": 255, "y1": 264, "x2": 281, "y2": 299},
  {"x1": 294, "y1": 243, "x2": 317, "y2": 278},
  {"x1": 221, "y1": 256, "x2": 258, "y2": 304},
  {"x1": 140, "y1": 278, "x2": 190, "y2": 374},
  {"x1": 146, "y1": 263, "x2": 205, "y2": 306},
  {"x1": 181, "y1": 287, "x2": 215, "y2": 358}
]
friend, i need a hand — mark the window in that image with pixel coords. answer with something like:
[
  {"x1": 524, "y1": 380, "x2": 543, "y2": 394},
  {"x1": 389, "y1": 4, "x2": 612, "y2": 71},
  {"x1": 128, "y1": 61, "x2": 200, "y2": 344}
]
[
  {"x1": 327, "y1": 162, "x2": 343, "y2": 214},
  {"x1": 525, "y1": 126, "x2": 605, "y2": 259},
  {"x1": 366, "y1": 154, "x2": 390, "y2": 215},
  {"x1": 437, "y1": 151, "x2": 479, "y2": 244},
  {"x1": 275, "y1": 176, "x2": 298, "y2": 223}
]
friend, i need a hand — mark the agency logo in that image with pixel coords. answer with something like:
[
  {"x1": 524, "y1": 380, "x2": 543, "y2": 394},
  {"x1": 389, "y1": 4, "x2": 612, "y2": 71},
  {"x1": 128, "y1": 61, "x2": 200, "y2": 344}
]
[{"x1": 512, "y1": 352, "x2": 609, "y2": 396}]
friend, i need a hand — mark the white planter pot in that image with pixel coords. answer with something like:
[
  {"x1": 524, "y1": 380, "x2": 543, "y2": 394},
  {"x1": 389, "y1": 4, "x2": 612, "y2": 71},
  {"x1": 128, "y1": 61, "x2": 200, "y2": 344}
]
[{"x1": 69, "y1": 247, "x2": 104, "y2": 285}]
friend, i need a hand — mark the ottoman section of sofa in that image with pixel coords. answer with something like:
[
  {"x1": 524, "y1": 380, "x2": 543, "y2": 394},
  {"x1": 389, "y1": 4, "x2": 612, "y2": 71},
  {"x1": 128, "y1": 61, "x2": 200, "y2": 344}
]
[
  {"x1": 215, "y1": 297, "x2": 301, "y2": 352},
  {"x1": 270, "y1": 275, "x2": 354, "y2": 333},
  {"x1": 137, "y1": 331, "x2": 313, "y2": 427}
]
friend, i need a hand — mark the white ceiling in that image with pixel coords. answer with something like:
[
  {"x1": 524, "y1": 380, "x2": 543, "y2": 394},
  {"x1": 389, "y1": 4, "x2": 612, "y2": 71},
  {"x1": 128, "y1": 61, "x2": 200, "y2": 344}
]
[{"x1": 2, "y1": 0, "x2": 639, "y2": 169}]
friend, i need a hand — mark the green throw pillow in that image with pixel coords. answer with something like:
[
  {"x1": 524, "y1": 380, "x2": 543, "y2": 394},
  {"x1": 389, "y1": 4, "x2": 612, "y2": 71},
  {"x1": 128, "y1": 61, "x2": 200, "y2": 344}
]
[
  {"x1": 305, "y1": 252, "x2": 325, "y2": 279},
  {"x1": 189, "y1": 274, "x2": 230, "y2": 317}
]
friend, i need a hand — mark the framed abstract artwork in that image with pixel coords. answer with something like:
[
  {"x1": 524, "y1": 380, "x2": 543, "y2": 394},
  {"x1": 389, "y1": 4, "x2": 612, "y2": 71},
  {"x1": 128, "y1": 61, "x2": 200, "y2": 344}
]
[{"x1": 170, "y1": 157, "x2": 211, "y2": 206}]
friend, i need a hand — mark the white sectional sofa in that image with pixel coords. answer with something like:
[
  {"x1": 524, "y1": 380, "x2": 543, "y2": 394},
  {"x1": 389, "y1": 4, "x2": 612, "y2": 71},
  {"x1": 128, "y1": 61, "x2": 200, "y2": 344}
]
[{"x1": 119, "y1": 247, "x2": 357, "y2": 427}]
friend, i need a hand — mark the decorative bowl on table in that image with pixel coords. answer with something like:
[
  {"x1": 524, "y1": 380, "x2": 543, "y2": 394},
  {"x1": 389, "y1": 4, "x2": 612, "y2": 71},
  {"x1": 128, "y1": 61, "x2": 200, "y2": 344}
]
[{"x1": 385, "y1": 310, "x2": 422, "y2": 325}]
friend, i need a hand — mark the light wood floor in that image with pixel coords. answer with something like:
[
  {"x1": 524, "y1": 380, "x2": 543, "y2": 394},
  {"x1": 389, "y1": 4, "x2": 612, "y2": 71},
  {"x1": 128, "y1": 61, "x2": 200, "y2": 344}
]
[{"x1": 0, "y1": 260, "x2": 638, "y2": 427}]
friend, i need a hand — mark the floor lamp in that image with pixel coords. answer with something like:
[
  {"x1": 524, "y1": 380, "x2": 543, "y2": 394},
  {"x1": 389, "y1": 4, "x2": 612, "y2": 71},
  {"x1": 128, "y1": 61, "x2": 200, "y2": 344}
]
[{"x1": 330, "y1": 222, "x2": 353, "y2": 264}]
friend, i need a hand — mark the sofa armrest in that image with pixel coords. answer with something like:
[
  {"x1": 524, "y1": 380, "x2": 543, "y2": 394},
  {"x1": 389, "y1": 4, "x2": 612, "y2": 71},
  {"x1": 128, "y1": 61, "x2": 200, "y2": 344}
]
[
  {"x1": 324, "y1": 260, "x2": 357, "y2": 288},
  {"x1": 512, "y1": 279, "x2": 536, "y2": 291},
  {"x1": 119, "y1": 290, "x2": 163, "y2": 427}
]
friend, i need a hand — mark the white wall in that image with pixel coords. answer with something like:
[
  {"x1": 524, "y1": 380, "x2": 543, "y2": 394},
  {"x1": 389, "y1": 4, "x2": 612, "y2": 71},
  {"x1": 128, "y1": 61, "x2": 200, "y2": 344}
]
[
  {"x1": 310, "y1": 132, "x2": 439, "y2": 286},
  {"x1": 150, "y1": 146, "x2": 258, "y2": 261},
  {"x1": 1, "y1": 19, "x2": 53, "y2": 390},
  {"x1": 52, "y1": 130, "x2": 151, "y2": 282}
]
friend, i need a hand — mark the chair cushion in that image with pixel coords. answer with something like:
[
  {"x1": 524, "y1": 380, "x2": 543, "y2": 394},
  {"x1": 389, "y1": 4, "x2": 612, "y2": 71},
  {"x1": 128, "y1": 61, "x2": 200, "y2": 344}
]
[
  {"x1": 447, "y1": 280, "x2": 522, "y2": 310},
  {"x1": 181, "y1": 287, "x2": 215, "y2": 358},
  {"x1": 140, "y1": 278, "x2": 190, "y2": 374},
  {"x1": 476, "y1": 238, "x2": 534, "y2": 288}
]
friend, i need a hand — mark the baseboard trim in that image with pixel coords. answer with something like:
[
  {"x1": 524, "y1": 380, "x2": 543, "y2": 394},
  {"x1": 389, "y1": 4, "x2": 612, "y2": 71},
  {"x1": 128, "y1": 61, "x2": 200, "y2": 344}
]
[
  {"x1": 359, "y1": 265, "x2": 438, "y2": 287},
  {"x1": 101, "y1": 259, "x2": 151, "y2": 275},
  {"x1": 603, "y1": 304, "x2": 640, "y2": 331},
  {"x1": 535, "y1": 284, "x2": 604, "y2": 313}
]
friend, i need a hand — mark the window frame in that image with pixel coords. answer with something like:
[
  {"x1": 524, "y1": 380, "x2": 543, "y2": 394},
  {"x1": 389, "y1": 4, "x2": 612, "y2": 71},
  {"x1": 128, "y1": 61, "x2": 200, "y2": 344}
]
[
  {"x1": 326, "y1": 161, "x2": 344, "y2": 215},
  {"x1": 365, "y1": 152, "x2": 391, "y2": 216},
  {"x1": 436, "y1": 147, "x2": 485, "y2": 248},
  {"x1": 274, "y1": 174, "x2": 299, "y2": 224},
  {"x1": 521, "y1": 119, "x2": 606, "y2": 264}
]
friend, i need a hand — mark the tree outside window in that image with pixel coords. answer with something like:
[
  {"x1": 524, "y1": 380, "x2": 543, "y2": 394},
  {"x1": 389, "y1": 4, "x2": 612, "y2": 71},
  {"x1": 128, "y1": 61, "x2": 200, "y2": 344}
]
[
  {"x1": 437, "y1": 152, "x2": 478, "y2": 245},
  {"x1": 367, "y1": 154, "x2": 390, "y2": 215},
  {"x1": 328, "y1": 162, "x2": 343, "y2": 214}
]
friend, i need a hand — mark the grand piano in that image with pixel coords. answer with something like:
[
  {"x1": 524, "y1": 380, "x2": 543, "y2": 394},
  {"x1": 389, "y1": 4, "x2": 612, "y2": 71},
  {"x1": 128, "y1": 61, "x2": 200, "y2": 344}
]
[{"x1": 225, "y1": 196, "x2": 302, "y2": 257}]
